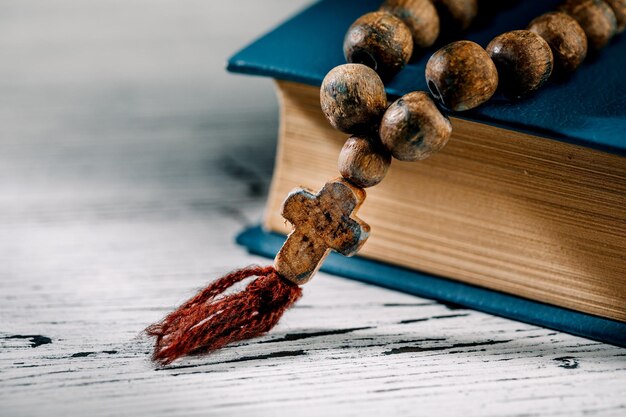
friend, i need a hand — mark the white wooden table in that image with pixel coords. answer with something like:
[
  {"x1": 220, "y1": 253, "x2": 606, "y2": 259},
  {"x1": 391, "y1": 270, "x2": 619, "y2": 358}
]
[{"x1": 1, "y1": 1, "x2": 625, "y2": 416}]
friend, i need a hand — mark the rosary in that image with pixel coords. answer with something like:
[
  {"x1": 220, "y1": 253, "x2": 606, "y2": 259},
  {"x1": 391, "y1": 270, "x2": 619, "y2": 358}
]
[{"x1": 146, "y1": 0, "x2": 624, "y2": 364}]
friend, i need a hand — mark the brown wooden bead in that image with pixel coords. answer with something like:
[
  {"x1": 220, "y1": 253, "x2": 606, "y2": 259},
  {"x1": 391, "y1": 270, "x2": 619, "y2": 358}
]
[
  {"x1": 605, "y1": 0, "x2": 626, "y2": 32},
  {"x1": 486, "y1": 30, "x2": 554, "y2": 99},
  {"x1": 379, "y1": 91, "x2": 452, "y2": 161},
  {"x1": 528, "y1": 12, "x2": 588, "y2": 74},
  {"x1": 338, "y1": 136, "x2": 391, "y2": 188},
  {"x1": 320, "y1": 63, "x2": 388, "y2": 134},
  {"x1": 559, "y1": 0, "x2": 617, "y2": 49},
  {"x1": 344, "y1": 11, "x2": 414, "y2": 80},
  {"x1": 425, "y1": 40, "x2": 498, "y2": 111},
  {"x1": 275, "y1": 178, "x2": 369, "y2": 285},
  {"x1": 433, "y1": 0, "x2": 478, "y2": 31},
  {"x1": 380, "y1": 0, "x2": 440, "y2": 49}
]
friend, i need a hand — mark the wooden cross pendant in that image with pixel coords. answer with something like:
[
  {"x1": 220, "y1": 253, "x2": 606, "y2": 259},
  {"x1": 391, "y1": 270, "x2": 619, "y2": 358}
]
[{"x1": 274, "y1": 178, "x2": 370, "y2": 285}]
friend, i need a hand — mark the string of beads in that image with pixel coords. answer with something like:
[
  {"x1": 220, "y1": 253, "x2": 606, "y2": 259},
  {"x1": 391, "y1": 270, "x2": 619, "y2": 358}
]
[{"x1": 322, "y1": 0, "x2": 623, "y2": 192}]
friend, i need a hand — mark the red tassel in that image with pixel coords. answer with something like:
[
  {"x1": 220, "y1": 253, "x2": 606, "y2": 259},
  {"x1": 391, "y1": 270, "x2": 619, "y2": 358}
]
[{"x1": 146, "y1": 265, "x2": 302, "y2": 364}]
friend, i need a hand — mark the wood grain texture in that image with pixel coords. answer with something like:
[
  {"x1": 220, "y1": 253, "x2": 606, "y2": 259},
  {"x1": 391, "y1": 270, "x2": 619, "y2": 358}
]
[
  {"x1": 433, "y1": 0, "x2": 478, "y2": 31},
  {"x1": 343, "y1": 11, "x2": 414, "y2": 80},
  {"x1": 528, "y1": 12, "x2": 588, "y2": 74},
  {"x1": 425, "y1": 40, "x2": 498, "y2": 111},
  {"x1": 338, "y1": 135, "x2": 391, "y2": 188},
  {"x1": 320, "y1": 63, "x2": 387, "y2": 134},
  {"x1": 380, "y1": 91, "x2": 452, "y2": 161},
  {"x1": 559, "y1": 0, "x2": 618, "y2": 49},
  {"x1": 275, "y1": 179, "x2": 369, "y2": 284},
  {"x1": 1, "y1": 1, "x2": 625, "y2": 416},
  {"x1": 486, "y1": 30, "x2": 554, "y2": 99},
  {"x1": 379, "y1": 0, "x2": 440, "y2": 49}
]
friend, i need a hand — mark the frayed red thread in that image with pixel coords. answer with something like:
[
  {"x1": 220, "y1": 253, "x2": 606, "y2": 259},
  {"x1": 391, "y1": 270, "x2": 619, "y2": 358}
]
[{"x1": 146, "y1": 265, "x2": 301, "y2": 364}]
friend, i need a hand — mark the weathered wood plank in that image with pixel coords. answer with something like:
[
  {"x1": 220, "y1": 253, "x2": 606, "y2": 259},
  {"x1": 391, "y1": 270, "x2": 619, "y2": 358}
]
[{"x1": 0, "y1": 1, "x2": 624, "y2": 416}]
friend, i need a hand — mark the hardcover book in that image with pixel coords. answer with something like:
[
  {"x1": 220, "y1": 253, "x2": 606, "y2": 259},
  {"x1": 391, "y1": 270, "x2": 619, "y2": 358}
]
[{"x1": 227, "y1": 0, "x2": 626, "y2": 345}]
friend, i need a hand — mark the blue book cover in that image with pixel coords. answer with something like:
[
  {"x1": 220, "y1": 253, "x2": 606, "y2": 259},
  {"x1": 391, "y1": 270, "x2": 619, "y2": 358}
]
[{"x1": 227, "y1": 1, "x2": 626, "y2": 345}]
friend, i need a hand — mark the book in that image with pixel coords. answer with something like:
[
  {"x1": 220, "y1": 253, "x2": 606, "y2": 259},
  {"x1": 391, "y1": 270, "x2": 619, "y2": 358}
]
[{"x1": 227, "y1": 0, "x2": 626, "y2": 344}]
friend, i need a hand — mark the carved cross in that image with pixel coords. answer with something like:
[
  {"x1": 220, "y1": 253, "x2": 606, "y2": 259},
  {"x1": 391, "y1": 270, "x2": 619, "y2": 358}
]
[{"x1": 274, "y1": 178, "x2": 370, "y2": 285}]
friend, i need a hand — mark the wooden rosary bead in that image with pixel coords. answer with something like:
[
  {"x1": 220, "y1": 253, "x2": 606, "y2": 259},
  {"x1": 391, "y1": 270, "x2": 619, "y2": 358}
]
[
  {"x1": 605, "y1": 0, "x2": 626, "y2": 32},
  {"x1": 559, "y1": 0, "x2": 617, "y2": 49},
  {"x1": 338, "y1": 136, "x2": 391, "y2": 188},
  {"x1": 425, "y1": 40, "x2": 498, "y2": 111},
  {"x1": 486, "y1": 30, "x2": 554, "y2": 99},
  {"x1": 433, "y1": 0, "x2": 478, "y2": 31},
  {"x1": 320, "y1": 63, "x2": 388, "y2": 134},
  {"x1": 528, "y1": 12, "x2": 588, "y2": 73},
  {"x1": 344, "y1": 11, "x2": 414, "y2": 80},
  {"x1": 380, "y1": 0, "x2": 440, "y2": 49},
  {"x1": 380, "y1": 91, "x2": 452, "y2": 161}
]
